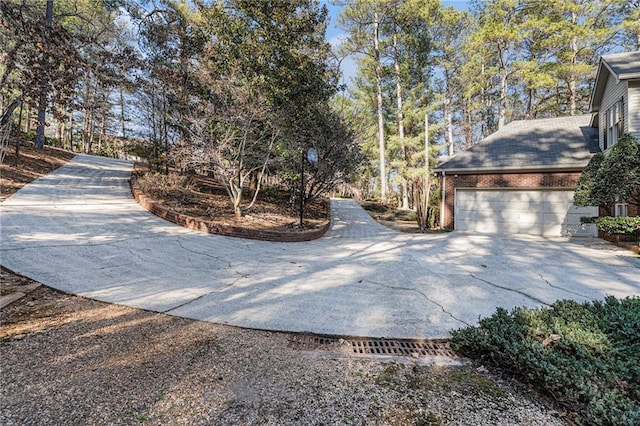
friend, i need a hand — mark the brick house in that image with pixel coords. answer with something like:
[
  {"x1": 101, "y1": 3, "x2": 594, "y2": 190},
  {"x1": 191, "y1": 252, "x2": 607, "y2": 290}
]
[{"x1": 434, "y1": 51, "x2": 640, "y2": 236}]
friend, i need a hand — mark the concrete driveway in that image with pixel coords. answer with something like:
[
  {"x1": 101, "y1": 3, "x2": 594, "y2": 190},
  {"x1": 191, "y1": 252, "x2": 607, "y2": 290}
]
[{"x1": 1, "y1": 155, "x2": 639, "y2": 339}]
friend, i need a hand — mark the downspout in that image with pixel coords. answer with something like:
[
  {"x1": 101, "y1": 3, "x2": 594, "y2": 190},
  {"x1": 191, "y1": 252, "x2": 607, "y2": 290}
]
[{"x1": 440, "y1": 171, "x2": 446, "y2": 229}]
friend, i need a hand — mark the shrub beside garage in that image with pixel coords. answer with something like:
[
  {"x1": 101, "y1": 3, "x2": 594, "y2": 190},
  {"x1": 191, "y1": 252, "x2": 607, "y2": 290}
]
[
  {"x1": 596, "y1": 216, "x2": 640, "y2": 236},
  {"x1": 596, "y1": 217, "x2": 640, "y2": 253}
]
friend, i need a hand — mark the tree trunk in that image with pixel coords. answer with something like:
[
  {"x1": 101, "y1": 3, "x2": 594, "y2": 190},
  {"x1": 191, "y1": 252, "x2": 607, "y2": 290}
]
[
  {"x1": 525, "y1": 87, "x2": 533, "y2": 119},
  {"x1": 464, "y1": 97, "x2": 473, "y2": 149},
  {"x1": 480, "y1": 62, "x2": 489, "y2": 138},
  {"x1": 35, "y1": 0, "x2": 54, "y2": 150},
  {"x1": 98, "y1": 114, "x2": 106, "y2": 153},
  {"x1": 58, "y1": 118, "x2": 65, "y2": 147},
  {"x1": 445, "y1": 99, "x2": 454, "y2": 156},
  {"x1": 568, "y1": 12, "x2": 578, "y2": 116},
  {"x1": 393, "y1": 32, "x2": 408, "y2": 209},
  {"x1": 87, "y1": 113, "x2": 94, "y2": 153},
  {"x1": 15, "y1": 99, "x2": 23, "y2": 163},
  {"x1": 150, "y1": 90, "x2": 158, "y2": 171},
  {"x1": 119, "y1": 88, "x2": 126, "y2": 138},
  {"x1": 25, "y1": 108, "x2": 31, "y2": 134},
  {"x1": 83, "y1": 106, "x2": 91, "y2": 153},
  {"x1": 444, "y1": 70, "x2": 454, "y2": 156},
  {"x1": 497, "y1": 45, "x2": 508, "y2": 129},
  {"x1": 233, "y1": 197, "x2": 242, "y2": 218},
  {"x1": 374, "y1": 11, "x2": 386, "y2": 204},
  {"x1": 35, "y1": 100, "x2": 47, "y2": 150},
  {"x1": 163, "y1": 93, "x2": 169, "y2": 174},
  {"x1": 68, "y1": 111, "x2": 74, "y2": 151},
  {"x1": 226, "y1": 177, "x2": 243, "y2": 219},
  {"x1": 416, "y1": 114, "x2": 430, "y2": 231}
]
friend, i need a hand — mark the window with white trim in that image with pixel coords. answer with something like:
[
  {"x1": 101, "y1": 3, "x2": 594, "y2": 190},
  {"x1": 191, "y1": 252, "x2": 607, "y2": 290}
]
[
  {"x1": 615, "y1": 202, "x2": 628, "y2": 217},
  {"x1": 604, "y1": 98, "x2": 624, "y2": 150}
]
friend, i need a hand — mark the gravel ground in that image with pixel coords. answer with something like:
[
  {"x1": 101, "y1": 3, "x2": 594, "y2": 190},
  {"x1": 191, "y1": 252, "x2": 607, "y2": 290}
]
[{"x1": 0, "y1": 275, "x2": 568, "y2": 425}]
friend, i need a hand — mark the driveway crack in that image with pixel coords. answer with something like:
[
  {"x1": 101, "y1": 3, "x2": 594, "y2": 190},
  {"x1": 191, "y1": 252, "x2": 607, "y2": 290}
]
[
  {"x1": 176, "y1": 237, "x2": 228, "y2": 263},
  {"x1": 470, "y1": 274, "x2": 550, "y2": 306},
  {"x1": 175, "y1": 237, "x2": 259, "y2": 278},
  {"x1": 537, "y1": 273, "x2": 591, "y2": 299},
  {"x1": 160, "y1": 237, "x2": 252, "y2": 314},
  {"x1": 364, "y1": 279, "x2": 472, "y2": 328}
]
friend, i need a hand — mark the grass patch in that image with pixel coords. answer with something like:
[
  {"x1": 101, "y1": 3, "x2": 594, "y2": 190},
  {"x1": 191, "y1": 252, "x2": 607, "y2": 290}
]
[{"x1": 451, "y1": 297, "x2": 640, "y2": 425}]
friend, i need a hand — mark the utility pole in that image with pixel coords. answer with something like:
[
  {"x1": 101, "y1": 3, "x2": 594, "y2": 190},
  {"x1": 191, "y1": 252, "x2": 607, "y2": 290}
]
[{"x1": 35, "y1": 0, "x2": 54, "y2": 150}]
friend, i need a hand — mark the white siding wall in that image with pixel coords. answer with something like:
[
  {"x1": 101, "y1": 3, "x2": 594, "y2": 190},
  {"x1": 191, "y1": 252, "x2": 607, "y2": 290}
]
[
  {"x1": 628, "y1": 80, "x2": 640, "y2": 141},
  {"x1": 599, "y1": 73, "x2": 628, "y2": 151}
]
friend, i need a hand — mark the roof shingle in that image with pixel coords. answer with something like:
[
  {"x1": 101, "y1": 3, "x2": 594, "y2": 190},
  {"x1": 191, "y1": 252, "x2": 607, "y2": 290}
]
[
  {"x1": 601, "y1": 51, "x2": 640, "y2": 80},
  {"x1": 590, "y1": 51, "x2": 640, "y2": 111},
  {"x1": 435, "y1": 115, "x2": 599, "y2": 173}
]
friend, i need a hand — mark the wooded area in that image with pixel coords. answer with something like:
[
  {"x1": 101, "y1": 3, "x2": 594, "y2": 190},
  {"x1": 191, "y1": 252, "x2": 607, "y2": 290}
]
[
  {"x1": 1, "y1": 0, "x2": 638, "y2": 214},
  {"x1": 338, "y1": 0, "x2": 639, "y2": 209},
  {"x1": 0, "y1": 0, "x2": 363, "y2": 217}
]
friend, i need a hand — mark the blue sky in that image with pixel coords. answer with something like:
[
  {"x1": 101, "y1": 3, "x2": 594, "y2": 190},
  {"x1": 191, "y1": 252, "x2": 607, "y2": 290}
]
[
  {"x1": 322, "y1": 0, "x2": 471, "y2": 40},
  {"x1": 321, "y1": 0, "x2": 472, "y2": 85}
]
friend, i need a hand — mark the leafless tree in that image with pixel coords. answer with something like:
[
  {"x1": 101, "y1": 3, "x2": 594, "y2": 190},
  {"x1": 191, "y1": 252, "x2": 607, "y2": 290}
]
[{"x1": 173, "y1": 71, "x2": 278, "y2": 218}]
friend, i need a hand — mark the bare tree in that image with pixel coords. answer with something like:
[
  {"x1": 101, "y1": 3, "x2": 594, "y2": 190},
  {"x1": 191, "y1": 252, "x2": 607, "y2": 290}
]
[{"x1": 174, "y1": 73, "x2": 278, "y2": 218}]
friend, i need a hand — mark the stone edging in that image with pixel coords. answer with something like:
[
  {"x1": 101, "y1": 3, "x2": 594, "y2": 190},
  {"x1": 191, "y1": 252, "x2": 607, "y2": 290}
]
[{"x1": 130, "y1": 182, "x2": 331, "y2": 242}]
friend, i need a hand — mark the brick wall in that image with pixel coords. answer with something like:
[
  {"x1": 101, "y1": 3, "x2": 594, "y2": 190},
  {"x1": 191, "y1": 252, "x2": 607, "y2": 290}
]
[
  {"x1": 599, "y1": 204, "x2": 640, "y2": 217},
  {"x1": 439, "y1": 170, "x2": 583, "y2": 229}
]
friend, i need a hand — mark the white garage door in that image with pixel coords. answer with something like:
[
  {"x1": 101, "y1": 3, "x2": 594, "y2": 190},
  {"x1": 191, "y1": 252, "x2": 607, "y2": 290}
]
[{"x1": 454, "y1": 189, "x2": 598, "y2": 236}]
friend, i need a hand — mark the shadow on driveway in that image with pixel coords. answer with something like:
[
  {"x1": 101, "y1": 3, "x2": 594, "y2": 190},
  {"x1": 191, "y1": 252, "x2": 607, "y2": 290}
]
[{"x1": 1, "y1": 155, "x2": 638, "y2": 338}]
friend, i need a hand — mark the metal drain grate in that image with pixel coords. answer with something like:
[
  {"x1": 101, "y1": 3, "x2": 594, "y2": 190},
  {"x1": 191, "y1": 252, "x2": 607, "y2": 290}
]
[
  {"x1": 288, "y1": 334, "x2": 460, "y2": 359},
  {"x1": 288, "y1": 334, "x2": 343, "y2": 351},
  {"x1": 350, "y1": 339, "x2": 457, "y2": 358}
]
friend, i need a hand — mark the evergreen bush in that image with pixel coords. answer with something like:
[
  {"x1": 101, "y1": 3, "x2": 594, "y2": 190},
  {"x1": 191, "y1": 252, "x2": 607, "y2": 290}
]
[
  {"x1": 451, "y1": 297, "x2": 640, "y2": 425},
  {"x1": 596, "y1": 216, "x2": 640, "y2": 235}
]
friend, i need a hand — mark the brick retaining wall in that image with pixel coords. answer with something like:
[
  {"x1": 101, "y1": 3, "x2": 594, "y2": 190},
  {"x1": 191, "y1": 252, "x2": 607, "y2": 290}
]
[{"x1": 130, "y1": 183, "x2": 331, "y2": 242}]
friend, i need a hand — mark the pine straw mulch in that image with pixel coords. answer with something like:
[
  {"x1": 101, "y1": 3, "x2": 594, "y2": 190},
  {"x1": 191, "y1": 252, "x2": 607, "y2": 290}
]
[{"x1": 131, "y1": 163, "x2": 329, "y2": 233}]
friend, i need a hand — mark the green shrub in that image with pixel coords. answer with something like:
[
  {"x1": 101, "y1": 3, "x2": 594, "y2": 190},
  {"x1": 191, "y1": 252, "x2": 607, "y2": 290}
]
[
  {"x1": 580, "y1": 216, "x2": 598, "y2": 224},
  {"x1": 451, "y1": 297, "x2": 640, "y2": 425},
  {"x1": 596, "y1": 216, "x2": 640, "y2": 234}
]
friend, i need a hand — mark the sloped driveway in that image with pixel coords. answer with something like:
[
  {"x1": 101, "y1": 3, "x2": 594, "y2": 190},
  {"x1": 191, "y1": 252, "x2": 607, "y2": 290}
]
[{"x1": 1, "y1": 155, "x2": 639, "y2": 339}]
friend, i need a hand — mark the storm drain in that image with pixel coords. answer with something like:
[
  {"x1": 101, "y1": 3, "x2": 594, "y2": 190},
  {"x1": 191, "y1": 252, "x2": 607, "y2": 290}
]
[
  {"x1": 288, "y1": 335, "x2": 344, "y2": 351},
  {"x1": 288, "y1": 334, "x2": 460, "y2": 359},
  {"x1": 351, "y1": 339, "x2": 458, "y2": 358}
]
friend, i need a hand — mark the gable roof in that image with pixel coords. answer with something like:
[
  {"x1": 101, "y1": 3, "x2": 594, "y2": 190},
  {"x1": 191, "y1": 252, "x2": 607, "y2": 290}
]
[
  {"x1": 434, "y1": 115, "x2": 600, "y2": 173},
  {"x1": 590, "y1": 51, "x2": 640, "y2": 112}
]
